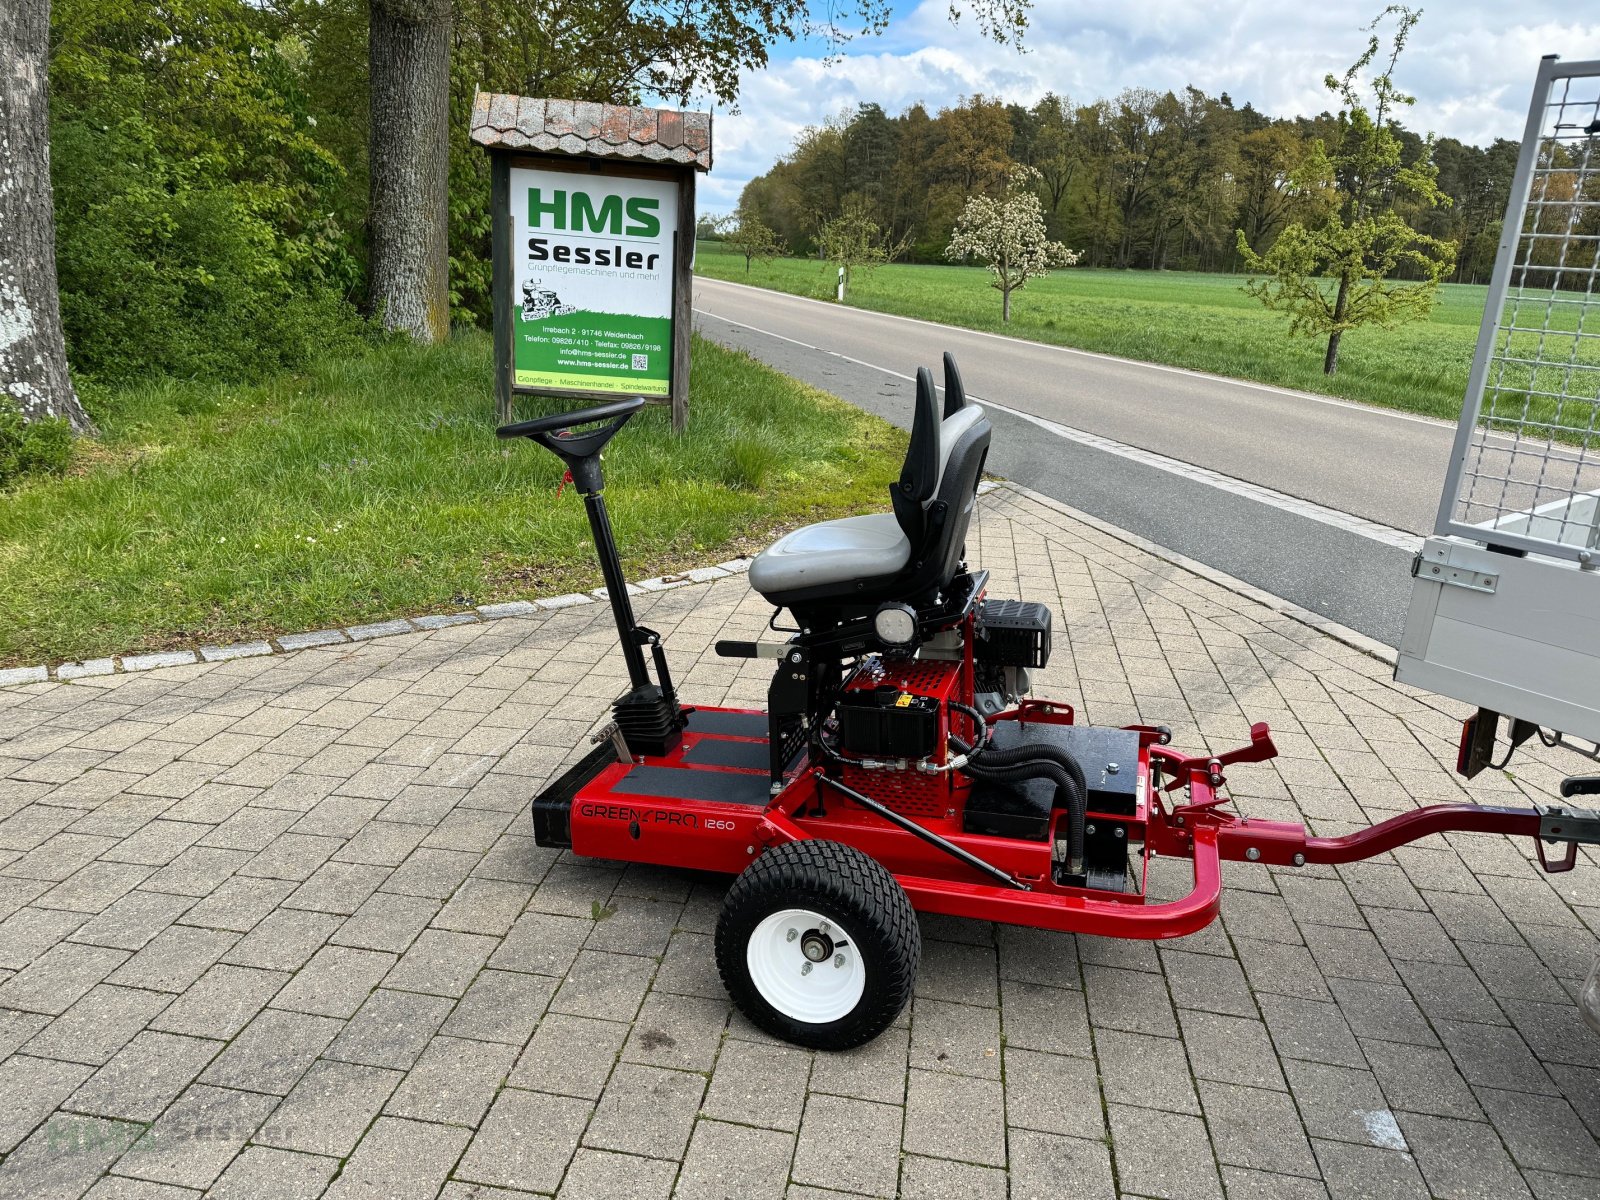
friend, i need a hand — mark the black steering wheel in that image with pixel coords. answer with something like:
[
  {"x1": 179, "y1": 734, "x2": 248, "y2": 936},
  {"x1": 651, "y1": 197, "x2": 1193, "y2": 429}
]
[{"x1": 496, "y1": 396, "x2": 645, "y2": 469}]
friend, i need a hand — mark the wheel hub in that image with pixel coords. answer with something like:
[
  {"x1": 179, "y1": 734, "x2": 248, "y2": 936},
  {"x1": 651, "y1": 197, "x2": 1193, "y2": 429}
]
[{"x1": 800, "y1": 930, "x2": 834, "y2": 962}]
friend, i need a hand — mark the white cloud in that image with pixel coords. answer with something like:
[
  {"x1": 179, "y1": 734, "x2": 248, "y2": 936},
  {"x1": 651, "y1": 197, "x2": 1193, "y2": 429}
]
[{"x1": 697, "y1": 2, "x2": 1600, "y2": 214}]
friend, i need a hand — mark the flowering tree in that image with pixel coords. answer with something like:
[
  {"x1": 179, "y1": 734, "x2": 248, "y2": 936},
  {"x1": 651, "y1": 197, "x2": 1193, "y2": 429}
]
[{"x1": 946, "y1": 167, "x2": 1078, "y2": 322}]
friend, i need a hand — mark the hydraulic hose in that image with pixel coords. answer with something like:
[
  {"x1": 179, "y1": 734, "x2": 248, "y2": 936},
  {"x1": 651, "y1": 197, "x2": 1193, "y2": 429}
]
[{"x1": 949, "y1": 718, "x2": 1090, "y2": 878}]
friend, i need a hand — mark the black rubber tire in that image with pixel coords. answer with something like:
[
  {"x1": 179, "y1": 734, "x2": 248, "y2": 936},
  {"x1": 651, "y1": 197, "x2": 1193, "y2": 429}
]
[{"x1": 715, "y1": 839, "x2": 920, "y2": 1050}]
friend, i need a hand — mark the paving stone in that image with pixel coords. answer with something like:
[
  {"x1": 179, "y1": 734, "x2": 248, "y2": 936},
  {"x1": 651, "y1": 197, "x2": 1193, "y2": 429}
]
[
  {"x1": 998, "y1": 978, "x2": 1092, "y2": 1057},
  {"x1": 0, "y1": 1054, "x2": 95, "y2": 1152},
  {"x1": 806, "y1": 1024, "x2": 909, "y2": 1105},
  {"x1": 0, "y1": 1113, "x2": 143, "y2": 1200},
  {"x1": 148, "y1": 963, "x2": 285, "y2": 1039},
  {"x1": 1360, "y1": 1038, "x2": 1482, "y2": 1119},
  {"x1": 1325, "y1": 977, "x2": 1438, "y2": 1046},
  {"x1": 1476, "y1": 1087, "x2": 1600, "y2": 1178},
  {"x1": 1107, "y1": 1103, "x2": 1224, "y2": 1200},
  {"x1": 490, "y1": 910, "x2": 592, "y2": 976},
  {"x1": 1301, "y1": 923, "x2": 1402, "y2": 984},
  {"x1": 321, "y1": 1115, "x2": 470, "y2": 1200},
  {"x1": 1007, "y1": 1129, "x2": 1116, "y2": 1200},
  {"x1": 1258, "y1": 993, "x2": 1367, "y2": 1068},
  {"x1": 1437, "y1": 1019, "x2": 1558, "y2": 1095},
  {"x1": 618, "y1": 989, "x2": 728, "y2": 1073},
  {"x1": 22, "y1": 983, "x2": 172, "y2": 1064},
  {"x1": 914, "y1": 936, "x2": 999, "y2": 1006},
  {"x1": 902, "y1": 1068, "x2": 1005, "y2": 1167},
  {"x1": 550, "y1": 948, "x2": 656, "y2": 1021},
  {"x1": 1395, "y1": 1112, "x2": 1533, "y2": 1199},
  {"x1": 324, "y1": 985, "x2": 453, "y2": 1069},
  {"x1": 700, "y1": 1036, "x2": 811, "y2": 1131},
  {"x1": 221, "y1": 909, "x2": 341, "y2": 971},
  {"x1": 383, "y1": 927, "x2": 497, "y2": 997},
  {"x1": 1216, "y1": 1167, "x2": 1331, "y2": 1200},
  {"x1": 646, "y1": 930, "x2": 723, "y2": 999},
  {"x1": 433, "y1": 877, "x2": 534, "y2": 936},
  {"x1": 67, "y1": 1031, "x2": 222, "y2": 1122},
  {"x1": 330, "y1": 889, "x2": 440, "y2": 953},
  {"x1": 106, "y1": 925, "x2": 237, "y2": 992},
  {"x1": 0, "y1": 905, "x2": 89, "y2": 966},
  {"x1": 0, "y1": 941, "x2": 129, "y2": 1014},
  {"x1": 897, "y1": 1154, "x2": 1007, "y2": 1200},
  {"x1": 1310, "y1": 1139, "x2": 1428, "y2": 1199},
  {"x1": 270, "y1": 945, "x2": 395, "y2": 1018},
  {"x1": 1096, "y1": 1027, "x2": 1200, "y2": 1114},
  {"x1": 1236, "y1": 936, "x2": 1332, "y2": 1001},
  {"x1": 113, "y1": 1084, "x2": 279, "y2": 1190},
  {"x1": 674, "y1": 1121, "x2": 793, "y2": 1200},
  {"x1": 1201, "y1": 1079, "x2": 1320, "y2": 1177},
  {"x1": 583, "y1": 1061, "x2": 704, "y2": 1158},
  {"x1": 582, "y1": 895, "x2": 681, "y2": 956},
  {"x1": 1001, "y1": 1046, "x2": 1104, "y2": 1139},
  {"x1": 441, "y1": 968, "x2": 556, "y2": 1046},
  {"x1": 1283, "y1": 1059, "x2": 1398, "y2": 1147},
  {"x1": 36, "y1": 861, "x2": 156, "y2": 915},
  {"x1": 255, "y1": 1059, "x2": 403, "y2": 1157},
  {"x1": 333, "y1": 820, "x2": 429, "y2": 867},
  {"x1": 791, "y1": 1093, "x2": 902, "y2": 1198},
  {"x1": 1160, "y1": 947, "x2": 1257, "y2": 1016},
  {"x1": 80, "y1": 1178, "x2": 201, "y2": 1199},
  {"x1": 384, "y1": 1034, "x2": 517, "y2": 1126},
  {"x1": 69, "y1": 896, "x2": 200, "y2": 960},
  {"x1": 1083, "y1": 962, "x2": 1177, "y2": 1035},
  {"x1": 0, "y1": 1008, "x2": 50, "y2": 1059},
  {"x1": 908, "y1": 996, "x2": 1002, "y2": 1078},
  {"x1": 206, "y1": 1145, "x2": 340, "y2": 1200},
  {"x1": 454, "y1": 1088, "x2": 591, "y2": 1193},
  {"x1": 200, "y1": 1008, "x2": 343, "y2": 1094}
]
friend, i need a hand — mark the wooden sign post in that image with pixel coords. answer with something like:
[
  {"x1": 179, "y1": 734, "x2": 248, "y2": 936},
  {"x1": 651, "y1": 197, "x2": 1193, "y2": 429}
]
[{"x1": 470, "y1": 95, "x2": 712, "y2": 432}]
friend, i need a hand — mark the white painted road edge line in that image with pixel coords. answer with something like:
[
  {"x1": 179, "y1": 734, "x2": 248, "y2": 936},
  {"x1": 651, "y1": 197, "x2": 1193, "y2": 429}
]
[
  {"x1": 696, "y1": 275, "x2": 1459, "y2": 430},
  {"x1": 696, "y1": 307, "x2": 1424, "y2": 556}
]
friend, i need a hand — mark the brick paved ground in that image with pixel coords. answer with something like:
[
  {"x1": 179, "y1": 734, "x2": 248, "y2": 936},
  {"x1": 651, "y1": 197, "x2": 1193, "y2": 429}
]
[{"x1": 0, "y1": 484, "x2": 1596, "y2": 1200}]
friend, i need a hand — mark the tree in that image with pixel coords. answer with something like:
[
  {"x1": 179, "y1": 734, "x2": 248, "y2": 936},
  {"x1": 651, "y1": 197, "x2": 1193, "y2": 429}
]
[
  {"x1": 727, "y1": 211, "x2": 788, "y2": 273},
  {"x1": 817, "y1": 197, "x2": 907, "y2": 299},
  {"x1": 1236, "y1": 5, "x2": 1455, "y2": 375},
  {"x1": 368, "y1": 0, "x2": 452, "y2": 343},
  {"x1": 1, "y1": 0, "x2": 93, "y2": 433},
  {"x1": 946, "y1": 166, "x2": 1078, "y2": 322}
]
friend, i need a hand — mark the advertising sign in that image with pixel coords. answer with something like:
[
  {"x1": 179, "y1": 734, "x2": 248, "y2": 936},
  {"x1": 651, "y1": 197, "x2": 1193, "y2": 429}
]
[{"x1": 509, "y1": 165, "x2": 678, "y2": 396}]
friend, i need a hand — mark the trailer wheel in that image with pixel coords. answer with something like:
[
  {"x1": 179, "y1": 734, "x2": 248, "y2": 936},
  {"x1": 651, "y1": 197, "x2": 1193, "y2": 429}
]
[{"x1": 715, "y1": 839, "x2": 919, "y2": 1050}]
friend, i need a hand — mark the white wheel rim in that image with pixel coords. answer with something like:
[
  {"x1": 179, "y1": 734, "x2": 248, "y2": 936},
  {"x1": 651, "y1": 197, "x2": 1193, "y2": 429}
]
[{"x1": 746, "y1": 907, "x2": 866, "y2": 1024}]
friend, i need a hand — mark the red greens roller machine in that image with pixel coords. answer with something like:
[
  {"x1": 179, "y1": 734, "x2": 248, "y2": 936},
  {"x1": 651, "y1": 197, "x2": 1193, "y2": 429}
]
[{"x1": 497, "y1": 346, "x2": 1600, "y2": 1049}]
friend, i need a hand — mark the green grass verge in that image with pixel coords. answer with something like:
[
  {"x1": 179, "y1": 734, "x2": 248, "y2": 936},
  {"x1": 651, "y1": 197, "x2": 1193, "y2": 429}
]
[
  {"x1": 0, "y1": 333, "x2": 903, "y2": 667},
  {"x1": 697, "y1": 241, "x2": 1504, "y2": 422}
]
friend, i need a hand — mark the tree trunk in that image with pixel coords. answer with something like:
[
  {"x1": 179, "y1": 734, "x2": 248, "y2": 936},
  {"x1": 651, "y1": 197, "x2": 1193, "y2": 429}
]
[
  {"x1": 1324, "y1": 272, "x2": 1352, "y2": 375},
  {"x1": 368, "y1": 0, "x2": 452, "y2": 343},
  {"x1": 1002, "y1": 287, "x2": 1012, "y2": 323},
  {"x1": 0, "y1": 0, "x2": 93, "y2": 433}
]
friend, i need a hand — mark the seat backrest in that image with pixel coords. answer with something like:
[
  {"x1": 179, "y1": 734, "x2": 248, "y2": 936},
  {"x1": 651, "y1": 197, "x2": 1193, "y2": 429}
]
[
  {"x1": 942, "y1": 352, "x2": 969, "y2": 418},
  {"x1": 918, "y1": 410, "x2": 991, "y2": 594},
  {"x1": 890, "y1": 367, "x2": 941, "y2": 542}
]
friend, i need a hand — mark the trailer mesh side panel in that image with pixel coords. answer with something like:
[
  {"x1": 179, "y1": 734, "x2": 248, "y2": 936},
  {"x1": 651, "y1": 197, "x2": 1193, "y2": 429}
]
[{"x1": 1443, "y1": 59, "x2": 1600, "y2": 558}]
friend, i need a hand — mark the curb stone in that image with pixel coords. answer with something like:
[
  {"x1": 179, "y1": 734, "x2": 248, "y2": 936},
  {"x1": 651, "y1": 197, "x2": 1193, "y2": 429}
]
[{"x1": 2, "y1": 557, "x2": 754, "y2": 687}]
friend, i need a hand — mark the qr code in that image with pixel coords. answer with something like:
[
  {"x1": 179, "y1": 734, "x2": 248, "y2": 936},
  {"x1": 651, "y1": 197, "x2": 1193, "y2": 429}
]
[{"x1": 631, "y1": 354, "x2": 649, "y2": 371}]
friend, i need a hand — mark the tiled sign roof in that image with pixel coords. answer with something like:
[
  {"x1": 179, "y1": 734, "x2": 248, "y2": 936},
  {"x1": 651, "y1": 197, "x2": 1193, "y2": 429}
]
[{"x1": 470, "y1": 94, "x2": 712, "y2": 171}]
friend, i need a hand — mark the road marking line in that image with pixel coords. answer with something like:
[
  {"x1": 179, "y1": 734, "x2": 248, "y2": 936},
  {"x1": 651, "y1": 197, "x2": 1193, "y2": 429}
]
[
  {"x1": 695, "y1": 275, "x2": 1459, "y2": 430},
  {"x1": 695, "y1": 307, "x2": 1425, "y2": 556}
]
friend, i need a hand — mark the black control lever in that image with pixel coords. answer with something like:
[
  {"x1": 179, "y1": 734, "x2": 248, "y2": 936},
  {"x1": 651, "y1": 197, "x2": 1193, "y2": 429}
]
[{"x1": 1561, "y1": 776, "x2": 1600, "y2": 798}]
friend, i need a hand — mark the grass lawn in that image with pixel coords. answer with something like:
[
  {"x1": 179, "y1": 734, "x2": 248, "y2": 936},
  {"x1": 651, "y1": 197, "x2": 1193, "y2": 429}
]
[
  {"x1": 0, "y1": 333, "x2": 903, "y2": 668},
  {"x1": 697, "y1": 241, "x2": 1503, "y2": 422}
]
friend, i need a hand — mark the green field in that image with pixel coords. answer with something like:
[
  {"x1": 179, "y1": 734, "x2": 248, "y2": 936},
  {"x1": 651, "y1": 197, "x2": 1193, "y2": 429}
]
[
  {"x1": 697, "y1": 241, "x2": 1501, "y2": 421},
  {"x1": 0, "y1": 334, "x2": 901, "y2": 667}
]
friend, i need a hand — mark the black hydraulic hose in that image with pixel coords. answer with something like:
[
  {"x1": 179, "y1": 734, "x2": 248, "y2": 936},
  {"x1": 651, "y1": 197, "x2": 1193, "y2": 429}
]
[{"x1": 951, "y1": 728, "x2": 1090, "y2": 877}]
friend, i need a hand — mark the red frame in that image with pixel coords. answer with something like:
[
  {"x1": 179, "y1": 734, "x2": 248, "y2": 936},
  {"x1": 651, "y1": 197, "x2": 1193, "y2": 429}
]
[{"x1": 563, "y1": 615, "x2": 1566, "y2": 941}]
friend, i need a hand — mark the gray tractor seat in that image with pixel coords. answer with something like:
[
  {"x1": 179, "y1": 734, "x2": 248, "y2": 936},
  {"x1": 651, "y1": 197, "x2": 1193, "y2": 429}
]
[
  {"x1": 748, "y1": 513, "x2": 911, "y2": 597},
  {"x1": 749, "y1": 367, "x2": 985, "y2": 607}
]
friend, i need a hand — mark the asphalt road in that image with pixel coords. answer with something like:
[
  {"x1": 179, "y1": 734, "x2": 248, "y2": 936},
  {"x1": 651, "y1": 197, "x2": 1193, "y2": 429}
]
[{"x1": 692, "y1": 276, "x2": 1452, "y2": 648}]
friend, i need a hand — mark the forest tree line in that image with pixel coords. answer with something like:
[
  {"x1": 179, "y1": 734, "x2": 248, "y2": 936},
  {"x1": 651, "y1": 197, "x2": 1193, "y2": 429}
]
[{"x1": 733, "y1": 89, "x2": 1523, "y2": 282}]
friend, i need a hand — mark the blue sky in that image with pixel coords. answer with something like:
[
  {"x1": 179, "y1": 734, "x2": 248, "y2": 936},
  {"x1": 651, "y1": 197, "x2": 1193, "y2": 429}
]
[{"x1": 697, "y1": 1, "x2": 1600, "y2": 213}]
